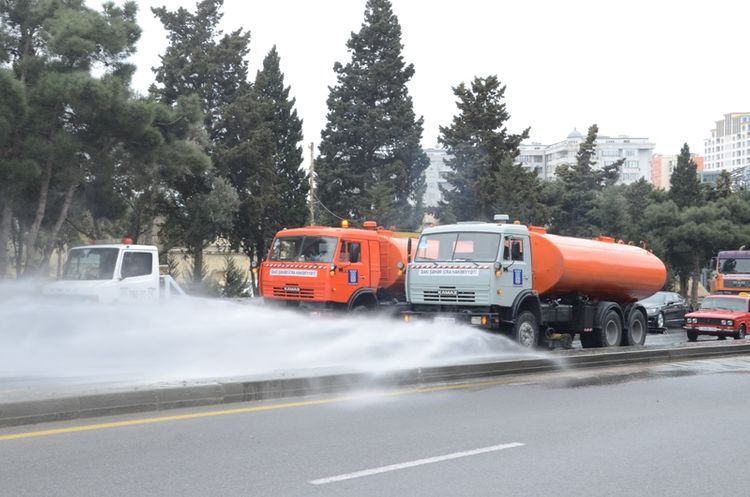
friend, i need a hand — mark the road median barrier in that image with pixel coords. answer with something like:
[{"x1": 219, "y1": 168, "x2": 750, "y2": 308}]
[{"x1": 2, "y1": 342, "x2": 750, "y2": 428}]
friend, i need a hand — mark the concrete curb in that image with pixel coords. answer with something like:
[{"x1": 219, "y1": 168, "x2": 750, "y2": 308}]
[{"x1": 2, "y1": 342, "x2": 750, "y2": 428}]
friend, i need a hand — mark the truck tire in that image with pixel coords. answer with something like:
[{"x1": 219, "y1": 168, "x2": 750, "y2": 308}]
[
  {"x1": 513, "y1": 311, "x2": 539, "y2": 348},
  {"x1": 623, "y1": 309, "x2": 647, "y2": 346},
  {"x1": 596, "y1": 310, "x2": 622, "y2": 347}
]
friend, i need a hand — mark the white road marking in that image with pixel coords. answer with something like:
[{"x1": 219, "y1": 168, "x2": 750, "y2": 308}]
[{"x1": 309, "y1": 442, "x2": 525, "y2": 485}]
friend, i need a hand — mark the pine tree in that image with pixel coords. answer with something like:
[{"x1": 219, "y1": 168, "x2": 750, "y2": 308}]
[
  {"x1": 152, "y1": 0, "x2": 246, "y2": 280},
  {"x1": 551, "y1": 124, "x2": 623, "y2": 236},
  {"x1": 254, "y1": 46, "x2": 308, "y2": 234},
  {"x1": 316, "y1": 0, "x2": 428, "y2": 228},
  {"x1": 0, "y1": 0, "x2": 149, "y2": 275},
  {"x1": 437, "y1": 75, "x2": 530, "y2": 223},
  {"x1": 151, "y1": 0, "x2": 250, "y2": 141},
  {"x1": 669, "y1": 143, "x2": 701, "y2": 209}
]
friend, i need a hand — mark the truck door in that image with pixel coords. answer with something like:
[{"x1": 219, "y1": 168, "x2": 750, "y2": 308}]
[
  {"x1": 496, "y1": 235, "x2": 532, "y2": 307},
  {"x1": 119, "y1": 250, "x2": 158, "y2": 301},
  {"x1": 334, "y1": 239, "x2": 368, "y2": 302}
]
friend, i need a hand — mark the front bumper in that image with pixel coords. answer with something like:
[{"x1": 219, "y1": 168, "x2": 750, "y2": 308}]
[
  {"x1": 401, "y1": 309, "x2": 500, "y2": 329},
  {"x1": 683, "y1": 325, "x2": 736, "y2": 336}
]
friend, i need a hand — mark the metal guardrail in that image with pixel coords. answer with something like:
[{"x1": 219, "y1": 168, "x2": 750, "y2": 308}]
[{"x1": 2, "y1": 342, "x2": 750, "y2": 428}]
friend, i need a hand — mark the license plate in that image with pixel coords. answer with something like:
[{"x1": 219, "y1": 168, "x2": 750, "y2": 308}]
[
  {"x1": 697, "y1": 326, "x2": 719, "y2": 332},
  {"x1": 434, "y1": 316, "x2": 456, "y2": 325}
]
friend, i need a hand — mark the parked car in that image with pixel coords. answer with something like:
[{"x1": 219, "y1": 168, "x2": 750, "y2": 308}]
[
  {"x1": 638, "y1": 291, "x2": 691, "y2": 331},
  {"x1": 683, "y1": 294, "x2": 750, "y2": 341}
]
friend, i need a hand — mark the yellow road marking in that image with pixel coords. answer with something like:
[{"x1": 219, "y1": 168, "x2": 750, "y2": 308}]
[{"x1": 0, "y1": 377, "x2": 520, "y2": 442}]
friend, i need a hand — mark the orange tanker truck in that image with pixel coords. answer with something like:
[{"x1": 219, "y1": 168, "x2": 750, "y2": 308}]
[
  {"x1": 259, "y1": 221, "x2": 417, "y2": 312},
  {"x1": 402, "y1": 215, "x2": 667, "y2": 348},
  {"x1": 709, "y1": 249, "x2": 750, "y2": 294}
]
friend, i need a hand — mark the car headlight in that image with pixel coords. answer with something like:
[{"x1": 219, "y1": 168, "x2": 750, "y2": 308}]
[{"x1": 727, "y1": 320, "x2": 734, "y2": 326}]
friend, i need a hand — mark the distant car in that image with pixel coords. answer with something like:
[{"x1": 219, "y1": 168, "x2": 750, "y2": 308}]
[
  {"x1": 683, "y1": 294, "x2": 750, "y2": 341},
  {"x1": 638, "y1": 291, "x2": 691, "y2": 331}
]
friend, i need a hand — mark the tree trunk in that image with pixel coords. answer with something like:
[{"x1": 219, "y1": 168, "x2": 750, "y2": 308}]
[
  {"x1": 40, "y1": 182, "x2": 77, "y2": 271},
  {"x1": 192, "y1": 246, "x2": 204, "y2": 283},
  {"x1": 690, "y1": 253, "x2": 701, "y2": 309},
  {"x1": 23, "y1": 156, "x2": 53, "y2": 275},
  {"x1": 0, "y1": 203, "x2": 12, "y2": 279}
]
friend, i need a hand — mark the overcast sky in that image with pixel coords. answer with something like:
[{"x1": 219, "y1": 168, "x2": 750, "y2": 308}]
[{"x1": 126, "y1": 0, "x2": 748, "y2": 164}]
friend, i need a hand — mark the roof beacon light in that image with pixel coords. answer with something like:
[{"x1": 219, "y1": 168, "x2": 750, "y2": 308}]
[
  {"x1": 121, "y1": 237, "x2": 133, "y2": 245},
  {"x1": 341, "y1": 220, "x2": 349, "y2": 228},
  {"x1": 494, "y1": 214, "x2": 509, "y2": 223}
]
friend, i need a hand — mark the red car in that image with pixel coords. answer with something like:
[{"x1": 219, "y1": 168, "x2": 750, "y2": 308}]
[{"x1": 683, "y1": 294, "x2": 750, "y2": 341}]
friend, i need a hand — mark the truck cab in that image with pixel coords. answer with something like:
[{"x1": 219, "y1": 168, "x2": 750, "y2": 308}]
[
  {"x1": 711, "y1": 250, "x2": 750, "y2": 294},
  {"x1": 259, "y1": 223, "x2": 414, "y2": 312},
  {"x1": 43, "y1": 241, "x2": 184, "y2": 303}
]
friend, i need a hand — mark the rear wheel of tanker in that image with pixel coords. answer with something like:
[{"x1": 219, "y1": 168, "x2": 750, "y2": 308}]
[
  {"x1": 623, "y1": 309, "x2": 647, "y2": 346},
  {"x1": 513, "y1": 311, "x2": 539, "y2": 348},
  {"x1": 734, "y1": 325, "x2": 746, "y2": 340},
  {"x1": 597, "y1": 310, "x2": 622, "y2": 347},
  {"x1": 351, "y1": 305, "x2": 370, "y2": 314},
  {"x1": 687, "y1": 332, "x2": 698, "y2": 342}
]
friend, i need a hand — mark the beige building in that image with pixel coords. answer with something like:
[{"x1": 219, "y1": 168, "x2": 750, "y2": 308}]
[{"x1": 651, "y1": 153, "x2": 704, "y2": 190}]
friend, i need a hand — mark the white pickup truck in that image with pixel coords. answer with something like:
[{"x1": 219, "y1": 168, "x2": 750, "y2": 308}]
[{"x1": 43, "y1": 240, "x2": 185, "y2": 303}]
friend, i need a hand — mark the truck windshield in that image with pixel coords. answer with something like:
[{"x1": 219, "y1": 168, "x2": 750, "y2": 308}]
[
  {"x1": 719, "y1": 257, "x2": 750, "y2": 274},
  {"x1": 699, "y1": 297, "x2": 749, "y2": 312},
  {"x1": 62, "y1": 247, "x2": 119, "y2": 281},
  {"x1": 414, "y1": 232, "x2": 501, "y2": 262},
  {"x1": 269, "y1": 236, "x2": 337, "y2": 263}
]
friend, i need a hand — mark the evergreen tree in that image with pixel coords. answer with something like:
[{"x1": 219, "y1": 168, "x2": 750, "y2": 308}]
[
  {"x1": 705, "y1": 170, "x2": 733, "y2": 201},
  {"x1": 220, "y1": 254, "x2": 248, "y2": 298},
  {"x1": 437, "y1": 75, "x2": 530, "y2": 223},
  {"x1": 151, "y1": 0, "x2": 250, "y2": 141},
  {"x1": 253, "y1": 46, "x2": 308, "y2": 236},
  {"x1": 152, "y1": 0, "x2": 246, "y2": 280},
  {"x1": 316, "y1": 0, "x2": 428, "y2": 228},
  {"x1": 551, "y1": 124, "x2": 623, "y2": 236},
  {"x1": 0, "y1": 0, "x2": 149, "y2": 275},
  {"x1": 669, "y1": 143, "x2": 701, "y2": 209}
]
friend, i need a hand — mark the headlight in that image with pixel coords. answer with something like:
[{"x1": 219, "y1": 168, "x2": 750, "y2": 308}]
[{"x1": 727, "y1": 320, "x2": 734, "y2": 326}]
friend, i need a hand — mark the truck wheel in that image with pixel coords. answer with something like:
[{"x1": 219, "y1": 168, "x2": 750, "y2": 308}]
[
  {"x1": 597, "y1": 310, "x2": 622, "y2": 347},
  {"x1": 513, "y1": 311, "x2": 539, "y2": 348},
  {"x1": 687, "y1": 332, "x2": 698, "y2": 342},
  {"x1": 351, "y1": 305, "x2": 369, "y2": 313},
  {"x1": 624, "y1": 309, "x2": 647, "y2": 346},
  {"x1": 734, "y1": 325, "x2": 746, "y2": 340}
]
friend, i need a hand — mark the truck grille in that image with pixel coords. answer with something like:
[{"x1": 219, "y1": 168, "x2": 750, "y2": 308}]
[
  {"x1": 272, "y1": 286, "x2": 315, "y2": 299},
  {"x1": 422, "y1": 288, "x2": 476, "y2": 303},
  {"x1": 724, "y1": 279, "x2": 750, "y2": 288}
]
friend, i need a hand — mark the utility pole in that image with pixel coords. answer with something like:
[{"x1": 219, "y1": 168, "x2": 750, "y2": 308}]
[{"x1": 308, "y1": 142, "x2": 316, "y2": 225}]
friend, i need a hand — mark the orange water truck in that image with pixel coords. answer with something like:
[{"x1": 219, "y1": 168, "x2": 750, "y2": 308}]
[
  {"x1": 402, "y1": 215, "x2": 667, "y2": 348},
  {"x1": 259, "y1": 221, "x2": 418, "y2": 312}
]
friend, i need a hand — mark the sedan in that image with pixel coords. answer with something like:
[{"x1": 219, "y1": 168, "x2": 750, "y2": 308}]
[
  {"x1": 683, "y1": 294, "x2": 750, "y2": 341},
  {"x1": 638, "y1": 291, "x2": 691, "y2": 332}
]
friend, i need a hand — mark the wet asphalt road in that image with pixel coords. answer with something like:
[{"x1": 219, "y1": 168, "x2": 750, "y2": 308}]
[{"x1": 2, "y1": 356, "x2": 750, "y2": 497}]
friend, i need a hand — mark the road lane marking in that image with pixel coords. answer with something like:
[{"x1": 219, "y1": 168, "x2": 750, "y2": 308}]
[
  {"x1": 309, "y1": 442, "x2": 525, "y2": 485},
  {"x1": 0, "y1": 377, "x2": 526, "y2": 442}
]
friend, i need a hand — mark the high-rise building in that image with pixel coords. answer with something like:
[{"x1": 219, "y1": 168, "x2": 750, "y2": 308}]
[
  {"x1": 518, "y1": 129, "x2": 655, "y2": 183},
  {"x1": 704, "y1": 112, "x2": 750, "y2": 174}
]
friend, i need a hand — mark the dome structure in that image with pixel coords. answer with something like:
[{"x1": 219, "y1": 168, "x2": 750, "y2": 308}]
[{"x1": 567, "y1": 128, "x2": 584, "y2": 140}]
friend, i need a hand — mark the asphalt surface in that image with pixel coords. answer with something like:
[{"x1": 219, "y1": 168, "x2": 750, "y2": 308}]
[{"x1": 2, "y1": 356, "x2": 750, "y2": 497}]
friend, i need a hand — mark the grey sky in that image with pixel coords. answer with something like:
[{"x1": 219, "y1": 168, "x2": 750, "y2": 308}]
[{"x1": 127, "y1": 0, "x2": 748, "y2": 165}]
